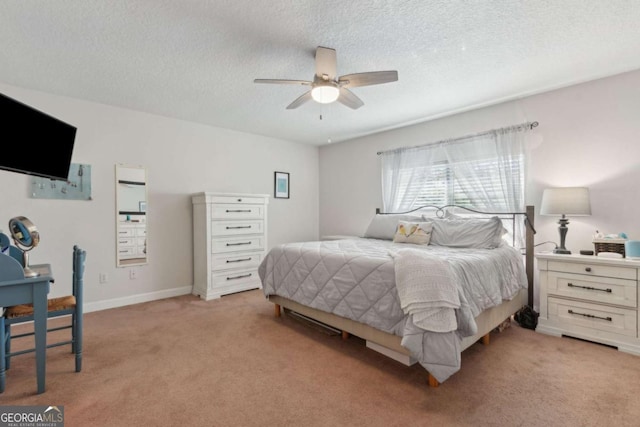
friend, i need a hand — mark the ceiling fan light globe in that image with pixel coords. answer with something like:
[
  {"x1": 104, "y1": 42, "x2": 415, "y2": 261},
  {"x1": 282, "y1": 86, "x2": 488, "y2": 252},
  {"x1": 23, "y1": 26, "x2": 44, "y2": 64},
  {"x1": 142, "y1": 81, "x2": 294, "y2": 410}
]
[{"x1": 311, "y1": 85, "x2": 340, "y2": 104}]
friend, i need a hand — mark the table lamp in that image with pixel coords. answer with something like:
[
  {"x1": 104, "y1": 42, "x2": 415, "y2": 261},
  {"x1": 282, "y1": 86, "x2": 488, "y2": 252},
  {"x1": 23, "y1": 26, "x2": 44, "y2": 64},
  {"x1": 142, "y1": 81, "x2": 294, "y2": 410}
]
[{"x1": 540, "y1": 187, "x2": 591, "y2": 254}]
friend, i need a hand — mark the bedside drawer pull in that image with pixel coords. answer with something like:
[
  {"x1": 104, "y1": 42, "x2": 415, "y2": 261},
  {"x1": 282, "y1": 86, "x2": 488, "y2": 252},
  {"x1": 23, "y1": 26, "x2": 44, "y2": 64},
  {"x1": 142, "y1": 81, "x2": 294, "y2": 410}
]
[
  {"x1": 226, "y1": 225, "x2": 251, "y2": 230},
  {"x1": 226, "y1": 242, "x2": 251, "y2": 246},
  {"x1": 568, "y1": 309, "x2": 612, "y2": 322},
  {"x1": 226, "y1": 258, "x2": 251, "y2": 263},
  {"x1": 585, "y1": 267, "x2": 592, "y2": 272},
  {"x1": 567, "y1": 283, "x2": 612, "y2": 293},
  {"x1": 227, "y1": 273, "x2": 252, "y2": 281},
  {"x1": 226, "y1": 209, "x2": 251, "y2": 213}
]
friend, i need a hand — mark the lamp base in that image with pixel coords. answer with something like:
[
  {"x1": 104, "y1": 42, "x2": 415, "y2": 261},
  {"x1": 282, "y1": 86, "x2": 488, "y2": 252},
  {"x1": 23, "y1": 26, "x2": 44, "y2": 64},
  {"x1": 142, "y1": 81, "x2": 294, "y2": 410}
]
[
  {"x1": 555, "y1": 216, "x2": 571, "y2": 255},
  {"x1": 553, "y1": 248, "x2": 571, "y2": 255}
]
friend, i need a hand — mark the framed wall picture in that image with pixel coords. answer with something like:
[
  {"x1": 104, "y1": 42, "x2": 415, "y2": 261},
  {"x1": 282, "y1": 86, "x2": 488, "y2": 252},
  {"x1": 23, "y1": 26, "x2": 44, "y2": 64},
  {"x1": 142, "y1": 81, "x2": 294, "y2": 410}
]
[{"x1": 274, "y1": 171, "x2": 290, "y2": 199}]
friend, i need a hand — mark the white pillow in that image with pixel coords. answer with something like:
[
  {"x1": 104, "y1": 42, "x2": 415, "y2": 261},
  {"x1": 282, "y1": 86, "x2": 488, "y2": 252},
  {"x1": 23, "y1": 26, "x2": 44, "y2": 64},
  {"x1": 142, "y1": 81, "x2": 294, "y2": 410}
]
[
  {"x1": 442, "y1": 211, "x2": 510, "y2": 240},
  {"x1": 419, "y1": 209, "x2": 446, "y2": 220},
  {"x1": 428, "y1": 216, "x2": 506, "y2": 249},
  {"x1": 364, "y1": 214, "x2": 423, "y2": 240},
  {"x1": 393, "y1": 221, "x2": 433, "y2": 245}
]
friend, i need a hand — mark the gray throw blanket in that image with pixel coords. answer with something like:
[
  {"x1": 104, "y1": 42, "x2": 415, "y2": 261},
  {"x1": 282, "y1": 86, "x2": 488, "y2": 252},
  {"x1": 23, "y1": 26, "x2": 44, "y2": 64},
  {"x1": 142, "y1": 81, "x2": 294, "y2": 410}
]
[{"x1": 390, "y1": 248, "x2": 460, "y2": 333}]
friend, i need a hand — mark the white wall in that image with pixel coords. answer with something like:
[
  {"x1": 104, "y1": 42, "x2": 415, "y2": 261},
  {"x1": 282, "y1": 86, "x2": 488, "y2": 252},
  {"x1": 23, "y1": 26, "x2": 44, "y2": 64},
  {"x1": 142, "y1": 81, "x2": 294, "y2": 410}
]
[
  {"x1": 0, "y1": 83, "x2": 319, "y2": 310},
  {"x1": 319, "y1": 69, "x2": 640, "y2": 308}
]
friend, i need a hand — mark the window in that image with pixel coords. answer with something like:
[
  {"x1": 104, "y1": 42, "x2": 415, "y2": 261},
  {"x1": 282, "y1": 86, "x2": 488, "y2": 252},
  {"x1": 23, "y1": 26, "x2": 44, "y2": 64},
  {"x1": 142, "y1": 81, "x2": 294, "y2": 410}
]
[
  {"x1": 380, "y1": 123, "x2": 532, "y2": 247},
  {"x1": 390, "y1": 156, "x2": 524, "y2": 208}
]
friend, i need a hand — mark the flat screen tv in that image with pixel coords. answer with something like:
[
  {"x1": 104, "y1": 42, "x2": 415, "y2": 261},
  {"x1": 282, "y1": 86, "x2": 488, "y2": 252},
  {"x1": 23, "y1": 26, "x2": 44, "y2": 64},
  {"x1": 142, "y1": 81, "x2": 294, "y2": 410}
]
[{"x1": 0, "y1": 92, "x2": 77, "y2": 181}]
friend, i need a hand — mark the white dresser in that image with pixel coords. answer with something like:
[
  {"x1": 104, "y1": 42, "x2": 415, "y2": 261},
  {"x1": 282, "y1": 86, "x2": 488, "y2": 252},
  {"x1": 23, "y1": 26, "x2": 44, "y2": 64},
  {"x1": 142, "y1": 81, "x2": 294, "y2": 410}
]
[
  {"x1": 536, "y1": 253, "x2": 640, "y2": 355},
  {"x1": 192, "y1": 192, "x2": 269, "y2": 300}
]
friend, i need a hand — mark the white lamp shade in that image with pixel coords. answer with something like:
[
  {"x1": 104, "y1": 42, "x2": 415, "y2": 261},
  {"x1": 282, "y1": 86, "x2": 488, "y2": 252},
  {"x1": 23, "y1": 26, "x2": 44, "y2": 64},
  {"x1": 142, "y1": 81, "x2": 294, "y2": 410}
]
[
  {"x1": 311, "y1": 85, "x2": 340, "y2": 104},
  {"x1": 540, "y1": 187, "x2": 591, "y2": 216}
]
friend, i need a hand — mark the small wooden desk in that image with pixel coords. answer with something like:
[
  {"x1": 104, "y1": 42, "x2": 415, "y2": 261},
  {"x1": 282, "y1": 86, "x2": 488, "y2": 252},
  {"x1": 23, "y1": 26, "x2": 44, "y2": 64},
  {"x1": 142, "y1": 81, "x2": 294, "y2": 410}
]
[{"x1": 0, "y1": 259, "x2": 53, "y2": 394}]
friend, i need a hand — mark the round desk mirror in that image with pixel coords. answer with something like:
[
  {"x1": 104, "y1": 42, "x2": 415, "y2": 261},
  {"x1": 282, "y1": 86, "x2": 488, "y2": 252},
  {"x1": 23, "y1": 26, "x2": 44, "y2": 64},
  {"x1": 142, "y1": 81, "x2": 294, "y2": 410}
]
[{"x1": 8, "y1": 216, "x2": 40, "y2": 278}]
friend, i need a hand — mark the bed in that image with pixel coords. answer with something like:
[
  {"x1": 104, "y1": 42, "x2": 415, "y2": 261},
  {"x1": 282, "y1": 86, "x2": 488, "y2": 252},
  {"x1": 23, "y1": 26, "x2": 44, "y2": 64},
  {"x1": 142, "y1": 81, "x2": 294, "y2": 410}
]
[{"x1": 258, "y1": 206, "x2": 535, "y2": 386}]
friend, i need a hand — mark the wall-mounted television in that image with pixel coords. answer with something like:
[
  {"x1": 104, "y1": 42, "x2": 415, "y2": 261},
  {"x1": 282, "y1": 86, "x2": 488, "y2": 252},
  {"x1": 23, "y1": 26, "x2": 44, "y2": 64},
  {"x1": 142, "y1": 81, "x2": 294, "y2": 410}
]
[{"x1": 0, "y1": 92, "x2": 77, "y2": 181}]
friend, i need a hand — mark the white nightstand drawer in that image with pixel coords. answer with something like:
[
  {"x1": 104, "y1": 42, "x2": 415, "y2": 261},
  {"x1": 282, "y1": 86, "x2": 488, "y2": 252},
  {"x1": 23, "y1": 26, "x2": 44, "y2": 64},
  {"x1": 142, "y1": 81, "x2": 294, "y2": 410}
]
[
  {"x1": 548, "y1": 297, "x2": 637, "y2": 337},
  {"x1": 211, "y1": 220, "x2": 263, "y2": 236},
  {"x1": 212, "y1": 236, "x2": 264, "y2": 253},
  {"x1": 547, "y1": 272, "x2": 637, "y2": 308},
  {"x1": 211, "y1": 252, "x2": 263, "y2": 271},
  {"x1": 211, "y1": 204, "x2": 264, "y2": 220},
  {"x1": 548, "y1": 260, "x2": 636, "y2": 280}
]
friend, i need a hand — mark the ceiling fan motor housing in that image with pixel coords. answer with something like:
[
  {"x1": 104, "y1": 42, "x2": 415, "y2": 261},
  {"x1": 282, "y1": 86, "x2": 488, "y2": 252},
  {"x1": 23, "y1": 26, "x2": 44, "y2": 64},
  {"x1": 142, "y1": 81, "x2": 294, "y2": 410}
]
[{"x1": 311, "y1": 81, "x2": 340, "y2": 103}]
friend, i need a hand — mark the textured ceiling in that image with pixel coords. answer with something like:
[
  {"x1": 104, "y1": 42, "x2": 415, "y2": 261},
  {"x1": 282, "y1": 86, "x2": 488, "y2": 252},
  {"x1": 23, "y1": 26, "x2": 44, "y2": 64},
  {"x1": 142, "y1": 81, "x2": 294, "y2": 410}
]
[{"x1": 2, "y1": 1, "x2": 640, "y2": 145}]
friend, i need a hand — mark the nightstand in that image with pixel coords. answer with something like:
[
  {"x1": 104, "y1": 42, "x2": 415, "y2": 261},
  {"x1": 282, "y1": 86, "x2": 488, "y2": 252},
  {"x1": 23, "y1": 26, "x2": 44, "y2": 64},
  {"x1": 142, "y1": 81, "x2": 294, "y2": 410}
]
[{"x1": 536, "y1": 252, "x2": 640, "y2": 355}]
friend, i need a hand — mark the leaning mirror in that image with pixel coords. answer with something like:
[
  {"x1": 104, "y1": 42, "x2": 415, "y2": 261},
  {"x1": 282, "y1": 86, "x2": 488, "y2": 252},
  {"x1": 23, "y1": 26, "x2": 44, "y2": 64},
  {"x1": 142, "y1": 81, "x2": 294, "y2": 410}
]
[{"x1": 115, "y1": 164, "x2": 147, "y2": 267}]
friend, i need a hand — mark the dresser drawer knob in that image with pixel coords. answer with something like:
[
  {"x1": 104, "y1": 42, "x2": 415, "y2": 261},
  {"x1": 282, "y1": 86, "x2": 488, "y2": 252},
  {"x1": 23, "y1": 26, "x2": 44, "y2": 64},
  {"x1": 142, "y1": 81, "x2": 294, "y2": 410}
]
[
  {"x1": 585, "y1": 267, "x2": 592, "y2": 272},
  {"x1": 567, "y1": 283, "x2": 612, "y2": 293},
  {"x1": 226, "y1": 257, "x2": 252, "y2": 263},
  {"x1": 227, "y1": 273, "x2": 252, "y2": 281},
  {"x1": 226, "y1": 241, "x2": 251, "y2": 246},
  {"x1": 568, "y1": 309, "x2": 612, "y2": 322}
]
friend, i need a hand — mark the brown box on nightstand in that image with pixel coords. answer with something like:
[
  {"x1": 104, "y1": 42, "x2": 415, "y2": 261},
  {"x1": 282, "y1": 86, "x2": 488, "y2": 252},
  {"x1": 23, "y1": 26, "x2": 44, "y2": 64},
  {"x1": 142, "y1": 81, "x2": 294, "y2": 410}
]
[{"x1": 593, "y1": 238, "x2": 626, "y2": 257}]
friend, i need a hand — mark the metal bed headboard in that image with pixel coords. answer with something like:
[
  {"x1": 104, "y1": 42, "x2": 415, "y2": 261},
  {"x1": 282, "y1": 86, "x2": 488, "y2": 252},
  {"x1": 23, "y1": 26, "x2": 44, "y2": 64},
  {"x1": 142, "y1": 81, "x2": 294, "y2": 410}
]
[{"x1": 375, "y1": 205, "x2": 536, "y2": 307}]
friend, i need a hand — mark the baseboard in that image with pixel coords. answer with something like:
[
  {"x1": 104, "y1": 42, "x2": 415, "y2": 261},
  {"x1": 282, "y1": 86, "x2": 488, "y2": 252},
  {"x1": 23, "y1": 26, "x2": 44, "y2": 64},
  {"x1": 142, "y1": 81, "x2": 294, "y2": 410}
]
[{"x1": 84, "y1": 286, "x2": 193, "y2": 313}]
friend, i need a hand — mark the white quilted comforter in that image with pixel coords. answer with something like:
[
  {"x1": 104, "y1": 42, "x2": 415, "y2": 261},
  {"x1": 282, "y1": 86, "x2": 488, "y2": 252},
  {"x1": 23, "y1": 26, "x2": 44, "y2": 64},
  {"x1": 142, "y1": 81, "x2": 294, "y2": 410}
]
[{"x1": 258, "y1": 237, "x2": 527, "y2": 382}]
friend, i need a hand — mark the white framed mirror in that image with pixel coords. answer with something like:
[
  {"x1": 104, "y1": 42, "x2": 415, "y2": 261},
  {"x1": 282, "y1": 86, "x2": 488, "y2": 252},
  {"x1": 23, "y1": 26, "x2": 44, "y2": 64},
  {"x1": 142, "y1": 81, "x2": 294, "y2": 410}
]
[{"x1": 116, "y1": 164, "x2": 147, "y2": 267}]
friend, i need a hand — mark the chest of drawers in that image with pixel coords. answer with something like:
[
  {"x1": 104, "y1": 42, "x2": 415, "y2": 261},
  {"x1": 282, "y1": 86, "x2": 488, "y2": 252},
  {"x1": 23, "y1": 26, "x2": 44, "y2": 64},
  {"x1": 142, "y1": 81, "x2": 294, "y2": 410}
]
[
  {"x1": 192, "y1": 192, "x2": 269, "y2": 300},
  {"x1": 536, "y1": 253, "x2": 640, "y2": 355}
]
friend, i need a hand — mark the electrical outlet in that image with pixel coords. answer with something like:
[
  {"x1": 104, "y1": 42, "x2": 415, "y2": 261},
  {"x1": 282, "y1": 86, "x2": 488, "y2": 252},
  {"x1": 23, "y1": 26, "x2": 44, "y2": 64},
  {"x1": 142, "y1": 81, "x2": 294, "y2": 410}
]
[
  {"x1": 99, "y1": 273, "x2": 108, "y2": 284},
  {"x1": 129, "y1": 269, "x2": 137, "y2": 280}
]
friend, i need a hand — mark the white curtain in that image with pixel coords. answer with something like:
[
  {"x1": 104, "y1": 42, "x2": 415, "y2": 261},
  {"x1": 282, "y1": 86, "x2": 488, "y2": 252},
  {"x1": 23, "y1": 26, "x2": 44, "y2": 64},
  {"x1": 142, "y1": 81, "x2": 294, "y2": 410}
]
[
  {"x1": 381, "y1": 123, "x2": 530, "y2": 247},
  {"x1": 381, "y1": 145, "x2": 441, "y2": 213}
]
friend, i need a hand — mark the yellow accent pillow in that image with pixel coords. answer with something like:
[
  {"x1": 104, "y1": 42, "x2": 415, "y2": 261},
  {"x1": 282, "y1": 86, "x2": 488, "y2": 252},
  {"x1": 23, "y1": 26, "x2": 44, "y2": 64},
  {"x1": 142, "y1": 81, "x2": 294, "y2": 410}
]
[{"x1": 393, "y1": 221, "x2": 433, "y2": 245}]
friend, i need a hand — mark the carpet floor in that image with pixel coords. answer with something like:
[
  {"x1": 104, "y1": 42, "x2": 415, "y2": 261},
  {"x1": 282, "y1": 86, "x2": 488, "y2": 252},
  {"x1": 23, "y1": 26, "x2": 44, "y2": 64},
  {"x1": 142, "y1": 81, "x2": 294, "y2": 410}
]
[{"x1": 1, "y1": 289, "x2": 639, "y2": 426}]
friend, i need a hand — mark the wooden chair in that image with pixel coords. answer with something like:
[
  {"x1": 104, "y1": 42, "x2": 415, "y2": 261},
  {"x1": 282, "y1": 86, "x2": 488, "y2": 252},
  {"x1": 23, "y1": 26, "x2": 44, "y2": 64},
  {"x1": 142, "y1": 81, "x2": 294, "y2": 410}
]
[{"x1": 0, "y1": 245, "x2": 85, "y2": 392}]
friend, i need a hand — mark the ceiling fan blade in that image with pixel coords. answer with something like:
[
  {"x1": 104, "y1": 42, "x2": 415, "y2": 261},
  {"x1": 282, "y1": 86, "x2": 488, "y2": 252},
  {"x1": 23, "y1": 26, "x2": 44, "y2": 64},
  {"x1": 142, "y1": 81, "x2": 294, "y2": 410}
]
[
  {"x1": 337, "y1": 88, "x2": 364, "y2": 110},
  {"x1": 338, "y1": 70, "x2": 398, "y2": 88},
  {"x1": 315, "y1": 46, "x2": 337, "y2": 80},
  {"x1": 254, "y1": 79, "x2": 312, "y2": 85},
  {"x1": 286, "y1": 90, "x2": 313, "y2": 109}
]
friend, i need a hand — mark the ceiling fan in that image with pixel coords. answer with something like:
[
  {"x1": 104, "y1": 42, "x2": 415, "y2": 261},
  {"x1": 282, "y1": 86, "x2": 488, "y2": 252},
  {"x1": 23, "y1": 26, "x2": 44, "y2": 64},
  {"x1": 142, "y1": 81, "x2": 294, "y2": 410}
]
[{"x1": 254, "y1": 46, "x2": 398, "y2": 110}]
